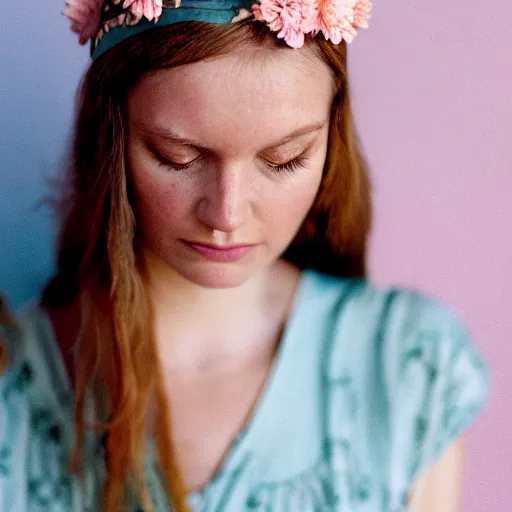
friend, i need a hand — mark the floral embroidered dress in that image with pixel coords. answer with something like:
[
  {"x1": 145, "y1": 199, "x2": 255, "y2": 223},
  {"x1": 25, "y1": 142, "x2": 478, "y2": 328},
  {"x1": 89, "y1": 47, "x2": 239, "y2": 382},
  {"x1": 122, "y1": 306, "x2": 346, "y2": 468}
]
[{"x1": 0, "y1": 270, "x2": 489, "y2": 511}]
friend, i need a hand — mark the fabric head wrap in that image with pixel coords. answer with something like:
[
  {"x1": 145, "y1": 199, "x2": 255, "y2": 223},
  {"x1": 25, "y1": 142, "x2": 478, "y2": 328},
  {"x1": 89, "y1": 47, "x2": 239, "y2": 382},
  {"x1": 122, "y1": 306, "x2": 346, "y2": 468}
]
[
  {"x1": 95, "y1": 0, "x2": 254, "y2": 59},
  {"x1": 63, "y1": 0, "x2": 373, "y2": 60}
]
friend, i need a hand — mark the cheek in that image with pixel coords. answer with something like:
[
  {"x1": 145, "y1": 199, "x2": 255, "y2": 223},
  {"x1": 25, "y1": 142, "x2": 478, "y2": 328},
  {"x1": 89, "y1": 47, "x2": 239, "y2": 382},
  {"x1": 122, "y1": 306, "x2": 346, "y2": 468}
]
[
  {"x1": 131, "y1": 172, "x2": 192, "y2": 237},
  {"x1": 263, "y1": 170, "x2": 323, "y2": 243}
]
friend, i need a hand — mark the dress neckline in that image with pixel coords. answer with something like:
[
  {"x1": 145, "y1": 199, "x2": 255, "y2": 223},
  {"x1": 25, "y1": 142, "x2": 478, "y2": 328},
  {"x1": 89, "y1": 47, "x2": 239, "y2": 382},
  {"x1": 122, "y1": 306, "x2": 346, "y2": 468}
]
[
  {"x1": 161, "y1": 269, "x2": 313, "y2": 501},
  {"x1": 34, "y1": 269, "x2": 313, "y2": 501}
]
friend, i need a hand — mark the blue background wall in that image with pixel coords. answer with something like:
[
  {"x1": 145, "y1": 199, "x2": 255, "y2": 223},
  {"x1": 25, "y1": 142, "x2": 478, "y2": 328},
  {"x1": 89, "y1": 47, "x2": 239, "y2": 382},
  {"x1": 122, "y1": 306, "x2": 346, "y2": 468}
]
[{"x1": 0, "y1": 1, "x2": 88, "y2": 306}]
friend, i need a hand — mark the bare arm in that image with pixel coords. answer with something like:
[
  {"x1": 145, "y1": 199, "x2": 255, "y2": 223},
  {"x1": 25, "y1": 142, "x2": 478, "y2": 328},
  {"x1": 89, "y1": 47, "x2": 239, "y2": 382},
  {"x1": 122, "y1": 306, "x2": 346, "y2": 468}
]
[{"x1": 407, "y1": 437, "x2": 466, "y2": 512}]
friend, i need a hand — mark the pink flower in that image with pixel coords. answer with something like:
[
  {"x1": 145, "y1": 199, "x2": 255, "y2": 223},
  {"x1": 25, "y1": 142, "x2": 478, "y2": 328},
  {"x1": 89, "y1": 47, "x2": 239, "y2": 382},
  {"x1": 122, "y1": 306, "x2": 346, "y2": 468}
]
[
  {"x1": 318, "y1": 0, "x2": 358, "y2": 44},
  {"x1": 277, "y1": 23, "x2": 305, "y2": 48},
  {"x1": 317, "y1": 0, "x2": 372, "y2": 43},
  {"x1": 353, "y1": 0, "x2": 372, "y2": 29},
  {"x1": 253, "y1": 0, "x2": 284, "y2": 32},
  {"x1": 254, "y1": 0, "x2": 372, "y2": 48},
  {"x1": 63, "y1": 0, "x2": 103, "y2": 45},
  {"x1": 118, "y1": 0, "x2": 164, "y2": 22},
  {"x1": 252, "y1": 0, "x2": 306, "y2": 48}
]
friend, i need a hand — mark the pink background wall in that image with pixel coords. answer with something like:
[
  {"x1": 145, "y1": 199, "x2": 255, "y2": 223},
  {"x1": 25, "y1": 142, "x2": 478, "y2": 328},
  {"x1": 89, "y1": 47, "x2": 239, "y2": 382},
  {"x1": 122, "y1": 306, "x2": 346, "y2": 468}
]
[
  {"x1": 349, "y1": 2, "x2": 511, "y2": 510},
  {"x1": 0, "y1": 1, "x2": 510, "y2": 510}
]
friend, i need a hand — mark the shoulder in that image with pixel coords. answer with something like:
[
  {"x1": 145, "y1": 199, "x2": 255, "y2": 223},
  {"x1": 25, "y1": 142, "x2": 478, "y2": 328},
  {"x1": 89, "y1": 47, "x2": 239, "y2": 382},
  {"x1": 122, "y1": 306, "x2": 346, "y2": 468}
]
[
  {"x1": 0, "y1": 301, "x2": 79, "y2": 509},
  {"x1": 305, "y1": 271, "x2": 489, "y2": 496},
  {"x1": 305, "y1": 270, "x2": 489, "y2": 404},
  {"x1": 304, "y1": 269, "x2": 488, "y2": 362}
]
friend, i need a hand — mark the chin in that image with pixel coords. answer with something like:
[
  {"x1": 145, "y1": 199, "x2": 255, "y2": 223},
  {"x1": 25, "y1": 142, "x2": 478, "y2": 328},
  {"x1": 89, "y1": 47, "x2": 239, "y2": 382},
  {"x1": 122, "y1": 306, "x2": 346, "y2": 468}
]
[
  {"x1": 145, "y1": 245, "x2": 270, "y2": 289},
  {"x1": 175, "y1": 263, "x2": 256, "y2": 289}
]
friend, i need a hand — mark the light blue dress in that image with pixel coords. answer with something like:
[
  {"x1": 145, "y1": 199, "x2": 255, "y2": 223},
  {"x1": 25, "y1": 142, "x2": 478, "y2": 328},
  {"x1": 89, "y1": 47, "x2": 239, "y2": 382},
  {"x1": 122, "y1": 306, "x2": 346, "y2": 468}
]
[{"x1": 0, "y1": 270, "x2": 489, "y2": 511}]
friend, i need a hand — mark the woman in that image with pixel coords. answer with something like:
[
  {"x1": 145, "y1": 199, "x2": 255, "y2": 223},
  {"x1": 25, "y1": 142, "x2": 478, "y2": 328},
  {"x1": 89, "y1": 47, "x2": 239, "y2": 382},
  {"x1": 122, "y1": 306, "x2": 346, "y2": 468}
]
[{"x1": 0, "y1": 0, "x2": 488, "y2": 511}]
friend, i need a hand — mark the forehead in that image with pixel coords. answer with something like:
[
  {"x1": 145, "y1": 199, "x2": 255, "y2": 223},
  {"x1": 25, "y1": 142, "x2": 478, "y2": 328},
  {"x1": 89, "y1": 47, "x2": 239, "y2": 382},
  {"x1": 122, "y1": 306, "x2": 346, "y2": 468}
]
[{"x1": 127, "y1": 46, "x2": 334, "y2": 151}]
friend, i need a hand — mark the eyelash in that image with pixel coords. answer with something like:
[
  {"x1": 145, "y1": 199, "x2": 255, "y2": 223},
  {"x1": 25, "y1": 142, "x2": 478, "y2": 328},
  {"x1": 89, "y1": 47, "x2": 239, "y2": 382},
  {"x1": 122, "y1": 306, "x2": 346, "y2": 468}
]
[
  {"x1": 153, "y1": 152, "x2": 308, "y2": 174},
  {"x1": 156, "y1": 157, "x2": 198, "y2": 172},
  {"x1": 266, "y1": 156, "x2": 308, "y2": 173}
]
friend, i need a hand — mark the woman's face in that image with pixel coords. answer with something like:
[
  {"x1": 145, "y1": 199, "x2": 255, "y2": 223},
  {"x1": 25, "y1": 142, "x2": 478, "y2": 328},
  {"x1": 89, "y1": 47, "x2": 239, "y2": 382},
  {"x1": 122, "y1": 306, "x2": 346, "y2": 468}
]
[{"x1": 127, "y1": 44, "x2": 334, "y2": 288}]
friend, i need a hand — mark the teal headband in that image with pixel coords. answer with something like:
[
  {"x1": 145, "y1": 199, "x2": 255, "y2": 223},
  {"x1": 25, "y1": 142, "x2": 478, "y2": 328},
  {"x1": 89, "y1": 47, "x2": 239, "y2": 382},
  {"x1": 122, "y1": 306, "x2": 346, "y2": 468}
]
[
  {"x1": 93, "y1": 0, "x2": 255, "y2": 60},
  {"x1": 63, "y1": 0, "x2": 373, "y2": 58}
]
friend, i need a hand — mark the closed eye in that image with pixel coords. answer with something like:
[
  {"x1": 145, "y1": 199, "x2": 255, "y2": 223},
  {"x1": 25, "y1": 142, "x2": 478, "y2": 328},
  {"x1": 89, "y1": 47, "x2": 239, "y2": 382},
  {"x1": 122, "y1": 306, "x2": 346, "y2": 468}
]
[
  {"x1": 265, "y1": 155, "x2": 309, "y2": 173},
  {"x1": 150, "y1": 147, "x2": 309, "y2": 174},
  {"x1": 151, "y1": 147, "x2": 202, "y2": 171}
]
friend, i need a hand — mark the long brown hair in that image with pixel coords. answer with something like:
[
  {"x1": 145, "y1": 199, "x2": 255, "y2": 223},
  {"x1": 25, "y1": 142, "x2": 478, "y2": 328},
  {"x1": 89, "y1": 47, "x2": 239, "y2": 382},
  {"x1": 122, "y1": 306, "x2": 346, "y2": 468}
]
[{"x1": 40, "y1": 19, "x2": 372, "y2": 512}]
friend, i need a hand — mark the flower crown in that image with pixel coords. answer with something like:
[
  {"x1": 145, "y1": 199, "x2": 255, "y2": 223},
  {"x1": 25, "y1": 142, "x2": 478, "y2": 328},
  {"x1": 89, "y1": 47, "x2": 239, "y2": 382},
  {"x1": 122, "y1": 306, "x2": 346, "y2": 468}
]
[{"x1": 63, "y1": 0, "x2": 372, "y2": 57}]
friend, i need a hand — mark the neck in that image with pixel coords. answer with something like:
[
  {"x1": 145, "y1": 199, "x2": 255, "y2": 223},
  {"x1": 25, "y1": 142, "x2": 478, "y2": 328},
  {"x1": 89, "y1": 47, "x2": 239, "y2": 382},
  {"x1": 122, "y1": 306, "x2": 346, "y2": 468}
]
[
  {"x1": 143, "y1": 251, "x2": 298, "y2": 372},
  {"x1": 145, "y1": 250, "x2": 270, "y2": 320}
]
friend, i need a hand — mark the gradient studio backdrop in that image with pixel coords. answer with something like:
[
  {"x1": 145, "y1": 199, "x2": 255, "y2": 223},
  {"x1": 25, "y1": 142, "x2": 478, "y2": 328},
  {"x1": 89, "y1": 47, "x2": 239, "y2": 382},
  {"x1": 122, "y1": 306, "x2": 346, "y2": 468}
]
[{"x1": 1, "y1": 1, "x2": 510, "y2": 510}]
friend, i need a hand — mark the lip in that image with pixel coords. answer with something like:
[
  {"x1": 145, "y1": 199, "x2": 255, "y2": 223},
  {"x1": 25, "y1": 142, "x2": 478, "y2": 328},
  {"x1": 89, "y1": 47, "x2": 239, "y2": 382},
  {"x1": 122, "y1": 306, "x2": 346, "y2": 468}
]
[{"x1": 181, "y1": 240, "x2": 257, "y2": 262}]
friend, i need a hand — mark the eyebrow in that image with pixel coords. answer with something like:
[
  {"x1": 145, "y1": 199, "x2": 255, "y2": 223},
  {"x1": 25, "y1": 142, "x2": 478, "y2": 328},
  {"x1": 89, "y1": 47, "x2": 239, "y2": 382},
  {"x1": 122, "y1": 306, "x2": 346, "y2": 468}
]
[{"x1": 137, "y1": 121, "x2": 327, "y2": 151}]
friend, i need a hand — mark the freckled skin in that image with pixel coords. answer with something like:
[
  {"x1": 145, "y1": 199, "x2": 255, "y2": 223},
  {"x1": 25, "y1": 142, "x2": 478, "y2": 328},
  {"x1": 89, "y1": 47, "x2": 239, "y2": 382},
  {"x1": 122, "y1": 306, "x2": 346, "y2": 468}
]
[{"x1": 127, "y1": 44, "x2": 334, "y2": 288}]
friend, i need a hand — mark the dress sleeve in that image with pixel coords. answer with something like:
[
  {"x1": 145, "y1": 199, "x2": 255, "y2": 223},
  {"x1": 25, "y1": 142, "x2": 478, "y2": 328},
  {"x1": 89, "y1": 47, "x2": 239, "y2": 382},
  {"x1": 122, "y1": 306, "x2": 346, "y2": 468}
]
[
  {"x1": 385, "y1": 293, "x2": 489, "y2": 506},
  {"x1": 1, "y1": 306, "x2": 82, "y2": 510}
]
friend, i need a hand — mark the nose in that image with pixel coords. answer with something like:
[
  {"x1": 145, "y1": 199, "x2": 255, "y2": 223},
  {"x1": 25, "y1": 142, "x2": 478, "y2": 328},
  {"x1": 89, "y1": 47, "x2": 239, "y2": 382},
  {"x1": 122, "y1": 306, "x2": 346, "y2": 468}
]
[{"x1": 196, "y1": 165, "x2": 249, "y2": 233}]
